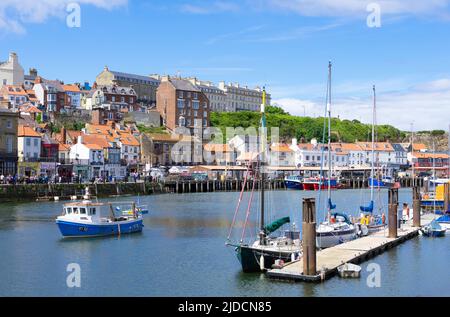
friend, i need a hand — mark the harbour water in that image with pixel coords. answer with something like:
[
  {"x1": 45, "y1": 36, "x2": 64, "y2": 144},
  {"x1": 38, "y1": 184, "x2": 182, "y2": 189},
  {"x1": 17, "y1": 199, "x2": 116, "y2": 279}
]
[{"x1": 0, "y1": 189, "x2": 448, "y2": 296}]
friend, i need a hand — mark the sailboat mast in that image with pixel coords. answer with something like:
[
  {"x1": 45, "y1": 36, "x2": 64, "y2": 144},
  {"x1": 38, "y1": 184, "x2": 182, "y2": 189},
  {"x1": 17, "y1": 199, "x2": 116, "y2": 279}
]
[
  {"x1": 411, "y1": 123, "x2": 415, "y2": 187},
  {"x1": 327, "y1": 61, "x2": 332, "y2": 202},
  {"x1": 370, "y1": 85, "x2": 376, "y2": 201},
  {"x1": 259, "y1": 88, "x2": 267, "y2": 245}
]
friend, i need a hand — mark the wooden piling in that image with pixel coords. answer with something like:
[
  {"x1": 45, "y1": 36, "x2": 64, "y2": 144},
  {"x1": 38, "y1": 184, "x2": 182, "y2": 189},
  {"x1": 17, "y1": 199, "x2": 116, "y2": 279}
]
[
  {"x1": 302, "y1": 198, "x2": 317, "y2": 276},
  {"x1": 388, "y1": 188, "x2": 398, "y2": 238}
]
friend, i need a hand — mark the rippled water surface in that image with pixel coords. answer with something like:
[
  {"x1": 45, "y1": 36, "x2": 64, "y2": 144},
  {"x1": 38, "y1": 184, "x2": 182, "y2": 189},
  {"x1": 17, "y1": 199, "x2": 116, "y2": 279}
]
[{"x1": 0, "y1": 189, "x2": 448, "y2": 296}]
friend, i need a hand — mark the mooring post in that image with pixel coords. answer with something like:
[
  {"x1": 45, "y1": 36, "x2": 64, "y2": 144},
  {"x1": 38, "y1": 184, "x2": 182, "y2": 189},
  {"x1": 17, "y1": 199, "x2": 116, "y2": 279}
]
[
  {"x1": 413, "y1": 186, "x2": 421, "y2": 227},
  {"x1": 388, "y1": 188, "x2": 398, "y2": 238},
  {"x1": 302, "y1": 198, "x2": 317, "y2": 276}
]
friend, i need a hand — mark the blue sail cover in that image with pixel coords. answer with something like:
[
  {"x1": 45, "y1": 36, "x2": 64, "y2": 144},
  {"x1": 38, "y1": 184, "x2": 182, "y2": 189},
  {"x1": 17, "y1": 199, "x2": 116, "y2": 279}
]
[
  {"x1": 360, "y1": 200, "x2": 374, "y2": 213},
  {"x1": 328, "y1": 198, "x2": 336, "y2": 210}
]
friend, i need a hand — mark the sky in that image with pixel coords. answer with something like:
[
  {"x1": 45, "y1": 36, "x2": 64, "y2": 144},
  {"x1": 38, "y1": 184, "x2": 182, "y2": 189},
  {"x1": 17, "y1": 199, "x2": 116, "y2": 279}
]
[{"x1": 1, "y1": 0, "x2": 450, "y2": 131}]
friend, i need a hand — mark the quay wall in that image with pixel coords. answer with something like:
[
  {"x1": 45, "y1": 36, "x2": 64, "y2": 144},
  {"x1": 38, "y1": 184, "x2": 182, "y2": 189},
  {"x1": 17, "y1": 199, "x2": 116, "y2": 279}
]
[{"x1": 0, "y1": 177, "x2": 423, "y2": 203}]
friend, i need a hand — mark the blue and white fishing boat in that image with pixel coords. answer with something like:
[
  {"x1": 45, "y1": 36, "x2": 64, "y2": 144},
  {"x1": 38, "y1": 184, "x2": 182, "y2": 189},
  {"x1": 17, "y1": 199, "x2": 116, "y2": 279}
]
[
  {"x1": 284, "y1": 175, "x2": 303, "y2": 190},
  {"x1": 56, "y1": 200, "x2": 145, "y2": 238},
  {"x1": 368, "y1": 176, "x2": 395, "y2": 189}
]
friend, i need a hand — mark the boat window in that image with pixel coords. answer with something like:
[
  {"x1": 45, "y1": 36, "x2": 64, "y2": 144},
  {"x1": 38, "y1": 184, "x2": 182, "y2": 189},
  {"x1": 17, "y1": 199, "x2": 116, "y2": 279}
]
[
  {"x1": 90, "y1": 208, "x2": 96, "y2": 215},
  {"x1": 80, "y1": 208, "x2": 87, "y2": 214},
  {"x1": 73, "y1": 207, "x2": 79, "y2": 214}
]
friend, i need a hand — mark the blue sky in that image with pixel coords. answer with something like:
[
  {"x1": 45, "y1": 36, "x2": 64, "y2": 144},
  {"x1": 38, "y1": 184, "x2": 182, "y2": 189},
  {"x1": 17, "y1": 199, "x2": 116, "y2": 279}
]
[{"x1": 1, "y1": 0, "x2": 450, "y2": 130}]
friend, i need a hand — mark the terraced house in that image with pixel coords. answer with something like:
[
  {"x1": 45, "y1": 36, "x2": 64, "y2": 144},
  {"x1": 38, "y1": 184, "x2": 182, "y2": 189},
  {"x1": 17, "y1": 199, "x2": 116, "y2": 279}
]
[
  {"x1": 0, "y1": 108, "x2": 19, "y2": 176},
  {"x1": 96, "y1": 66, "x2": 160, "y2": 107}
]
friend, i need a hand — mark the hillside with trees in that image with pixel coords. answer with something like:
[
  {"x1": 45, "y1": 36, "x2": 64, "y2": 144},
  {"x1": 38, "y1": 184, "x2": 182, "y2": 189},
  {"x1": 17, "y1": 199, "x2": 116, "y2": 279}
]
[{"x1": 210, "y1": 105, "x2": 406, "y2": 143}]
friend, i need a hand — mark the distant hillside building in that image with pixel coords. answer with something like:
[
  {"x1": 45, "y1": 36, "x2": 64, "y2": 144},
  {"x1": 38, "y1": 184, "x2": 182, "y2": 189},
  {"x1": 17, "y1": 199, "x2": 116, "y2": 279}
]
[
  {"x1": 218, "y1": 81, "x2": 271, "y2": 112},
  {"x1": 96, "y1": 66, "x2": 160, "y2": 107},
  {"x1": 0, "y1": 52, "x2": 24, "y2": 87},
  {"x1": 187, "y1": 78, "x2": 227, "y2": 112},
  {"x1": 156, "y1": 76, "x2": 210, "y2": 131}
]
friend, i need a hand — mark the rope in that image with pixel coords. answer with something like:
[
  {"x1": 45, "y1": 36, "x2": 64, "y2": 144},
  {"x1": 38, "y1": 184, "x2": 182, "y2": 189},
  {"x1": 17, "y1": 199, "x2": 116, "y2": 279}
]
[
  {"x1": 226, "y1": 161, "x2": 251, "y2": 241},
  {"x1": 241, "y1": 174, "x2": 257, "y2": 243}
]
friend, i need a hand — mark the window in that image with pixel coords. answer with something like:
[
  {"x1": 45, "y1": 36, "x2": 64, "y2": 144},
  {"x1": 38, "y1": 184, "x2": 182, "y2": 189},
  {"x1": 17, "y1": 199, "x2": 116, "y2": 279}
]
[
  {"x1": 130, "y1": 97, "x2": 133, "y2": 103},
  {"x1": 7, "y1": 120, "x2": 12, "y2": 129},
  {"x1": 90, "y1": 208, "x2": 96, "y2": 215},
  {"x1": 26, "y1": 138, "x2": 31, "y2": 146},
  {"x1": 193, "y1": 92, "x2": 198, "y2": 99},
  {"x1": 177, "y1": 99, "x2": 184, "y2": 109},
  {"x1": 66, "y1": 207, "x2": 72, "y2": 214},
  {"x1": 6, "y1": 136, "x2": 13, "y2": 153},
  {"x1": 73, "y1": 207, "x2": 79, "y2": 214},
  {"x1": 178, "y1": 116, "x2": 185, "y2": 127},
  {"x1": 179, "y1": 91, "x2": 184, "y2": 99},
  {"x1": 80, "y1": 208, "x2": 87, "y2": 215},
  {"x1": 192, "y1": 100, "x2": 199, "y2": 109}
]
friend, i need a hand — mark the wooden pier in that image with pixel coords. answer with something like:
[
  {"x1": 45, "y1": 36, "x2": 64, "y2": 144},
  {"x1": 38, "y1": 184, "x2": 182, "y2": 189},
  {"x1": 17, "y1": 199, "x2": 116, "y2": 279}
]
[{"x1": 267, "y1": 213, "x2": 436, "y2": 282}]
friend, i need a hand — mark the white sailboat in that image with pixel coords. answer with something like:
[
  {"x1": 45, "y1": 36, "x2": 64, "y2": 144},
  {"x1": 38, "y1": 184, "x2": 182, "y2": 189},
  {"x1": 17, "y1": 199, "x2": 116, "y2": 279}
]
[
  {"x1": 316, "y1": 61, "x2": 357, "y2": 249},
  {"x1": 358, "y1": 85, "x2": 387, "y2": 234}
]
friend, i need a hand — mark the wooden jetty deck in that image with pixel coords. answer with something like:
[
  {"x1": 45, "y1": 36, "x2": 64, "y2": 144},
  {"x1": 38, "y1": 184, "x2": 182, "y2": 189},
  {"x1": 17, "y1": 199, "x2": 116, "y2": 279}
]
[{"x1": 267, "y1": 213, "x2": 436, "y2": 282}]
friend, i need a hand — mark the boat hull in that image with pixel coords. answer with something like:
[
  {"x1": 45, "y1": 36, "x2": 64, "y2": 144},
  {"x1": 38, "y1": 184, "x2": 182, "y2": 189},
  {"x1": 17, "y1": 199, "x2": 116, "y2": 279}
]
[
  {"x1": 422, "y1": 229, "x2": 446, "y2": 237},
  {"x1": 284, "y1": 180, "x2": 303, "y2": 190},
  {"x1": 369, "y1": 178, "x2": 394, "y2": 188},
  {"x1": 56, "y1": 219, "x2": 144, "y2": 237},
  {"x1": 316, "y1": 228, "x2": 357, "y2": 249},
  {"x1": 303, "y1": 179, "x2": 338, "y2": 191},
  {"x1": 235, "y1": 245, "x2": 299, "y2": 273}
]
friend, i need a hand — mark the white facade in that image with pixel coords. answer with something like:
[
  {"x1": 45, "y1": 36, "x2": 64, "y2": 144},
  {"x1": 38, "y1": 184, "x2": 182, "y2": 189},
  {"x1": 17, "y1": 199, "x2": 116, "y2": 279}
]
[
  {"x1": 120, "y1": 143, "x2": 140, "y2": 165},
  {"x1": 187, "y1": 78, "x2": 227, "y2": 112},
  {"x1": 0, "y1": 53, "x2": 24, "y2": 87},
  {"x1": 290, "y1": 139, "x2": 338, "y2": 168},
  {"x1": 18, "y1": 136, "x2": 41, "y2": 160},
  {"x1": 218, "y1": 82, "x2": 271, "y2": 112}
]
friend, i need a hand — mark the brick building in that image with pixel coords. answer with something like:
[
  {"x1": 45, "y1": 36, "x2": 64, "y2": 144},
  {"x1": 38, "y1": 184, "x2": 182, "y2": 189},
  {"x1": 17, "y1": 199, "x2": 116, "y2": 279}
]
[{"x1": 156, "y1": 76, "x2": 210, "y2": 132}]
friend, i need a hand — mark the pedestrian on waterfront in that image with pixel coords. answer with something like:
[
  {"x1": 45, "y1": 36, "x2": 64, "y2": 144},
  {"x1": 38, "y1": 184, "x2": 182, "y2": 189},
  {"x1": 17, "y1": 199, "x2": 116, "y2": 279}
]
[{"x1": 0, "y1": 174, "x2": 4, "y2": 184}]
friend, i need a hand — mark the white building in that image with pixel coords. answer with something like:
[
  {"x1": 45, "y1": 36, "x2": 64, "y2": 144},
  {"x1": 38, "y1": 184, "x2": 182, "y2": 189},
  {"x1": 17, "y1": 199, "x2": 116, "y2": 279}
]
[
  {"x1": 356, "y1": 142, "x2": 395, "y2": 167},
  {"x1": 269, "y1": 143, "x2": 295, "y2": 167},
  {"x1": 218, "y1": 81, "x2": 271, "y2": 112},
  {"x1": 0, "y1": 52, "x2": 24, "y2": 87},
  {"x1": 69, "y1": 135, "x2": 105, "y2": 179},
  {"x1": 17, "y1": 125, "x2": 41, "y2": 161},
  {"x1": 332, "y1": 143, "x2": 365, "y2": 167},
  {"x1": 290, "y1": 139, "x2": 337, "y2": 168},
  {"x1": 187, "y1": 78, "x2": 227, "y2": 112}
]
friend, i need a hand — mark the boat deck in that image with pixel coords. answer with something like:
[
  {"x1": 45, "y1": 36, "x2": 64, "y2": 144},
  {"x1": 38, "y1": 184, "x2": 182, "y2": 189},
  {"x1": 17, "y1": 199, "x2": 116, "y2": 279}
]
[{"x1": 267, "y1": 213, "x2": 436, "y2": 282}]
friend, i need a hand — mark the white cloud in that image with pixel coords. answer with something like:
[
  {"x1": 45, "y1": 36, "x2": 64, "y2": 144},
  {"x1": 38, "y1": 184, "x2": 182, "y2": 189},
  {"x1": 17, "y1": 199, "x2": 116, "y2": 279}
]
[
  {"x1": 265, "y1": 0, "x2": 450, "y2": 18},
  {"x1": 181, "y1": 1, "x2": 240, "y2": 15},
  {"x1": 0, "y1": 0, "x2": 127, "y2": 34},
  {"x1": 273, "y1": 78, "x2": 450, "y2": 131}
]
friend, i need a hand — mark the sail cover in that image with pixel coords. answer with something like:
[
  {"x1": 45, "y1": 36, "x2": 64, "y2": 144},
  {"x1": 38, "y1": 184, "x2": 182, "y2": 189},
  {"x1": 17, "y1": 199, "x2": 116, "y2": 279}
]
[
  {"x1": 360, "y1": 200, "x2": 374, "y2": 213},
  {"x1": 328, "y1": 198, "x2": 336, "y2": 210},
  {"x1": 264, "y1": 217, "x2": 290, "y2": 234}
]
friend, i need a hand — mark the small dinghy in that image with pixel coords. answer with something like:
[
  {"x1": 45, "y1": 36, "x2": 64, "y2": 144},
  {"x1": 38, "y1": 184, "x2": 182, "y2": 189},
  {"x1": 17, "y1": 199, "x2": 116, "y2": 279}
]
[
  {"x1": 421, "y1": 220, "x2": 446, "y2": 238},
  {"x1": 337, "y1": 263, "x2": 362, "y2": 278}
]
